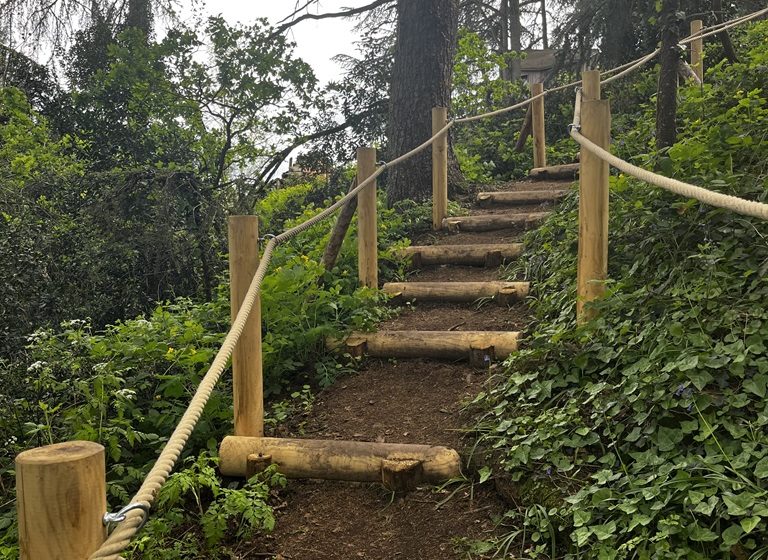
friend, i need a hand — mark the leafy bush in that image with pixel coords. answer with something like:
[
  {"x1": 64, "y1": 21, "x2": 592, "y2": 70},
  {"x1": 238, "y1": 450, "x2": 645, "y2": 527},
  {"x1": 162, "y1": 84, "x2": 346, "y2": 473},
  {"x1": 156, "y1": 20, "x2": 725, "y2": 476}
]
[
  {"x1": 472, "y1": 21, "x2": 768, "y2": 560},
  {"x1": 131, "y1": 455, "x2": 286, "y2": 559}
]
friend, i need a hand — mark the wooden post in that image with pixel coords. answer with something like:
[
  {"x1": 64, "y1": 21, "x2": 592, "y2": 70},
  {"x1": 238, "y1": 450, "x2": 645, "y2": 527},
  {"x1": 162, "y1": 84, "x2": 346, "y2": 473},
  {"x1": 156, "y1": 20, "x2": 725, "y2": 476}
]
[
  {"x1": 16, "y1": 441, "x2": 106, "y2": 559},
  {"x1": 432, "y1": 107, "x2": 449, "y2": 230},
  {"x1": 531, "y1": 82, "x2": 547, "y2": 169},
  {"x1": 229, "y1": 216, "x2": 263, "y2": 437},
  {"x1": 577, "y1": 72, "x2": 611, "y2": 323},
  {"x1": 582, "y1": 69, "x2": 601, "y2": 102},
  {"x1": 691, "y1": 19, "x2": 704, "y2": 83},
  {"x1": 357, "y1": 147, "x2": 378, "y2": 288}
]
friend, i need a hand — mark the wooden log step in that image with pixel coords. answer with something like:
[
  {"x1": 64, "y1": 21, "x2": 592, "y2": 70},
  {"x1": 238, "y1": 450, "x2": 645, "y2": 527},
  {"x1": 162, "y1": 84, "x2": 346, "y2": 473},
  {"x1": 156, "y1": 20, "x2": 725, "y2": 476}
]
[
  {"x1": 383, "y1": 281, "x2": 529, "y2": 304},
  {"x1": 443, "y1": 212, "x2": 550, "y2": 233},
  {"x1": 529, "y1": 162, "x2": 579, "y2": 180},
  {"x1": 476, "y1": 190, "x2": 567, "y2": 207},
  {"x1": 398, "y1": 243, "x2": 524, "y2": 267},
  {"x1": 328, "y1": 330, "x2": 520, "y2": 365},
  {"x1": 219, "y1": 436, "x2": 461, "y2": 491}
]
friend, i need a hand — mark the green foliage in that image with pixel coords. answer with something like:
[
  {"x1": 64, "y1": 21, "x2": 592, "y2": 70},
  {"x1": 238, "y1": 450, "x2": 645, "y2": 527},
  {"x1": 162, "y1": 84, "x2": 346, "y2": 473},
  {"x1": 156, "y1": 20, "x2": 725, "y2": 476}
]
[
  {"x1": 451, "y1": 29, "x2": 584, "y2": 182},
  {"x1": 132, "y1": 454, "x2": 286, "y2": 558},
  {"x1": 0, "y1": 174, "x2": 429, "y2": 555},
  {"x1": 472, "y1": 21, "x2": 768, "y2": 559},
  {"x1": 1, "y1": 15, "x2": 321, "y2": 353}
]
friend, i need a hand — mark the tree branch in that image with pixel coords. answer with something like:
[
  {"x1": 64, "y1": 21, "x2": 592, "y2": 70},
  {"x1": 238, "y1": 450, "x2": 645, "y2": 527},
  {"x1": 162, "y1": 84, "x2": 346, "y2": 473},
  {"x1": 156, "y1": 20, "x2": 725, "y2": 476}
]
[
  {"x1": 273, "y1": 0, "x2": 396, "y2": 36},
  {"x1": 256, "y1": 104, "x2": 385, "y2": 184}
]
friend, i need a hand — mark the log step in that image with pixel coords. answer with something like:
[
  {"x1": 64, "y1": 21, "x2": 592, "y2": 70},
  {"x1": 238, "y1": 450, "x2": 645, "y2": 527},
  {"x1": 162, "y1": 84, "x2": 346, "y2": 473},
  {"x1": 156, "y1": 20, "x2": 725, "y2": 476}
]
[
  {"x1": 220, "y1": 436, "x2": 461, "y2": 491},
  {"x1": 477, "y1": 190, "x2": 567, "y2": 207},
  {"x1": 443, "y1": 212, "x2": 550, "y2": 233},
  {"x1": 398, "y1": 243, "x2": 523, "y2": 267},
  {"x1": 529, "y1": 162, "x2": 579, "y2": 180},
  {"x1": 328, "y1": 330, "x2": 520, "y2": 366},
  {"x1": 383, "y1": 281, "x2": 529, "y2": 304}
]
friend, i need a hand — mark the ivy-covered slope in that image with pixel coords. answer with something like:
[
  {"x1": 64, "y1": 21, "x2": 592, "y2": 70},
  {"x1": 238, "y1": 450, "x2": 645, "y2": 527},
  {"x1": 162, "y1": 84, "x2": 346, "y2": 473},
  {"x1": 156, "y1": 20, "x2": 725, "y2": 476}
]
[{"x1": 474, "y1": 22, "x2": 768, "y2": 560}]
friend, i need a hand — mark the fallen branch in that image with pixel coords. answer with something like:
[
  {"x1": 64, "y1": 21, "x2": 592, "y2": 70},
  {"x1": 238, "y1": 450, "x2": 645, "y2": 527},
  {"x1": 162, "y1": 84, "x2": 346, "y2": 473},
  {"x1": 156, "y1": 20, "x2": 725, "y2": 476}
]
[{"x1": 320, "y1": 177, "x2": 358, "y2": 272}]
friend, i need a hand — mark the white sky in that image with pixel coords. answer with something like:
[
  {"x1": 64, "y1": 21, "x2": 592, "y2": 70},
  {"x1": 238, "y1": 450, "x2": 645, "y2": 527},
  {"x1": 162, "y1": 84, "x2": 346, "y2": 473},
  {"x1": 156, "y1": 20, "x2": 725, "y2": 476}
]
[{"x1": 196, "y1": 0, "x2": 360, "y2": 85}]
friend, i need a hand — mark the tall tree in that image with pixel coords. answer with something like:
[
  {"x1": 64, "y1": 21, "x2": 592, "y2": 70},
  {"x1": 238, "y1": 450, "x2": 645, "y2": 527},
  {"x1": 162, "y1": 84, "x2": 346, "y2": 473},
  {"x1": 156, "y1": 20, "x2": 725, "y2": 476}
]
[
  {"x1": 125, "y1": 0, "x2": 152, "y2": 36},
  {"x1": 508, "y1": 0, "x2": 522, "y2": 80},
  {"x1": 656, "y1": 0, "x2": 680, "y2": 149},
  {"x1": 386, "y1": 0, "x2": 461, "y2": 204}
]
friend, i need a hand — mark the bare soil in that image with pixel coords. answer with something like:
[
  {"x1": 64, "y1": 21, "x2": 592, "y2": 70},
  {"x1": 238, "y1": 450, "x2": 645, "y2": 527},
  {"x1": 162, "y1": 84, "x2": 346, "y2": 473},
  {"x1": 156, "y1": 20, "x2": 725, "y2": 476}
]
[{"x1": 245, "y1": 178, "x2": 560, "y2": 559}]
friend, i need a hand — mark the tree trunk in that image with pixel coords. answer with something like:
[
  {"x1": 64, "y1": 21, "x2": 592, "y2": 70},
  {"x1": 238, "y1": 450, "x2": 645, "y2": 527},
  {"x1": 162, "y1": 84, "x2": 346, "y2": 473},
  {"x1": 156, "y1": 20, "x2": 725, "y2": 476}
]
[
  {"x1": 540, "y1": 0, "x2": 548, "y2": 49},
  {"x1": 603, "y1": 0, "x2": 635, "y2": 66},
  {"x1": 387, "y1": 0, "x2": 461, "y2": 205},
  {"x1": 320, "y1": 178, "x2": 358, "y2": 272},
  {"x1": 125, "y1": 0, "x2": 152, "y2": 36},
  {"x1": 712, "y1": 0, "x2": 739, "y2": 63},
  {"x1": 508, "y1": 0, "x2": 522, "y2": 80},
  {"x1": 656, "y1": 0, "x2": 679, "y2": 150},
  {"x1": 500, "y1": 0, "x2": 511, "y2": 81}
]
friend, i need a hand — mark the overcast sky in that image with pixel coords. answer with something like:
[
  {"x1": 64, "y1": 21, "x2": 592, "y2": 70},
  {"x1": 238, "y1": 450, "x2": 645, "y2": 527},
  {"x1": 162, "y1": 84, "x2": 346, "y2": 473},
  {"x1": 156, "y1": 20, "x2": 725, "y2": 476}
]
[{"x1": 199, "y1": 1, "x2": 360, "y2": 85}]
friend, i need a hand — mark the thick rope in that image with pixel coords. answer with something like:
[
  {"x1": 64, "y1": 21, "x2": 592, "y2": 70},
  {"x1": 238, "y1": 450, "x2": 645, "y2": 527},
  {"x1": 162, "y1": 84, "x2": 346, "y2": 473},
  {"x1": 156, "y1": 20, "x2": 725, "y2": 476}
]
[
  {"x1": 680, "y1": 7, "x2": 768, "y2": 45},
  {"x1": 570, "y1": 90, "x2": 768, "y2": 221},
  {"x1": 87, "y1": 7, "x2": 768, "y2": 558}
]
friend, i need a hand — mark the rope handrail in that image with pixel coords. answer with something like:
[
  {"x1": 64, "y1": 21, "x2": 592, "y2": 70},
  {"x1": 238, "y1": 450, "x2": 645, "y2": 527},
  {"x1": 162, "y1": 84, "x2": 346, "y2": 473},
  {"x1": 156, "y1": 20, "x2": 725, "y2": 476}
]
[
  {"x1": 569, "y1": 89, "x2": 768, "y2": 222},
  {"x1": 87, "y1": 7, "x2": 768, "y2": 558}
]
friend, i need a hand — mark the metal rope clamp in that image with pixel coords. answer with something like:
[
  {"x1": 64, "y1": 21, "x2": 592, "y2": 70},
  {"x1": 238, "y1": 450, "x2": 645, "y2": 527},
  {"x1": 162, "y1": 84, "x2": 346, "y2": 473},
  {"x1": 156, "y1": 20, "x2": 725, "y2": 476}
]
[
  {"x1": 260, "y1": 233, "x2": 276, "y2": 243},
  {"x1": 103, "y1": 503, "x2": 150, "y2": 531}
]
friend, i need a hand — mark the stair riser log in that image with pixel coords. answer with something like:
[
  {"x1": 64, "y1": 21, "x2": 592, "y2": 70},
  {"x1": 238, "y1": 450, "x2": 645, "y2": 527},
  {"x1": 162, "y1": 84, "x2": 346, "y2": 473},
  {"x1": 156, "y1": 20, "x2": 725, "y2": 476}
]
[
  {"x1": 529, "y1": 163, "x2": 579, "y2": 180},
  {"x1": 477, "y1": 191, "x2": 567, "y2": 207},
  {"x1": 383, "y1": 281, "x2": 529, "y2": 303},
  {"x1": 328, "y1": 331, "x2": 520, "y2": 361},
  {"x1": 219, "y1": 436, "x2": 461, "y2": 485},
  {"x1": 398, "y1": 244, "x2": 523, "y2": 267},
  {"x1": 443, "y1": 213, "x2": 550, "y2": 233}
]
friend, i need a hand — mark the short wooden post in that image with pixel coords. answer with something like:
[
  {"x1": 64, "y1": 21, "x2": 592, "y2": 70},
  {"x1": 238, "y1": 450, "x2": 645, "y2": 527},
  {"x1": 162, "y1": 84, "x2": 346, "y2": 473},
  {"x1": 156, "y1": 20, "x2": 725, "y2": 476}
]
[
  {"x1": 229, "y1": 216, "x2": 263, "y2": 437},
  {"x1": 432, "y1": 107, "x2": 449, "y2": 230},
  {"x1": 577, "y1": 73, "x2": 611, "y2": 323},
  {"x1": 16, "y1": 441, "x2": 106, "y2": 559},
  {"x1": 691, "y1": 19, "x2": 704, "y2": 82},
  {"x1": 357, "y1": 147, "x2": 378, "y2": 288},
  {"x1": 531, "y1": 82, "x2": 547, "y2": 169}
]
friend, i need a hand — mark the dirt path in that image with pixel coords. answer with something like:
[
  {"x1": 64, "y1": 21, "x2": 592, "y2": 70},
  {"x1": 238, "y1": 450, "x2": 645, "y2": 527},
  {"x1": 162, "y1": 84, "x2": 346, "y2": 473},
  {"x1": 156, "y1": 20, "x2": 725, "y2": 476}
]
[{"x1": 251, "y1": 179, "x2": 572, "y2": 559}]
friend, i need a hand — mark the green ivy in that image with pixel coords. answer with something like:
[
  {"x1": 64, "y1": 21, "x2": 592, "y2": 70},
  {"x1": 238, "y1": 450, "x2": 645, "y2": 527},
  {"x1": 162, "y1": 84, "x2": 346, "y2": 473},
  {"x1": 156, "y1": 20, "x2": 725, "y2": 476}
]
[{"x1": 471, "y1": 20, "x2": 768, "y2": 560}]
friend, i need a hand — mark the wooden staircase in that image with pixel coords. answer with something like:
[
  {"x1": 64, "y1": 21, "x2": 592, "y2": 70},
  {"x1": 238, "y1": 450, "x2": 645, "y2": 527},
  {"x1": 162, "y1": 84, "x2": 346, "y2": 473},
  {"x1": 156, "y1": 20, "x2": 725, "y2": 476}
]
[{"x1": 336, "y1": 176, "x2": 573, "y2": 365}]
